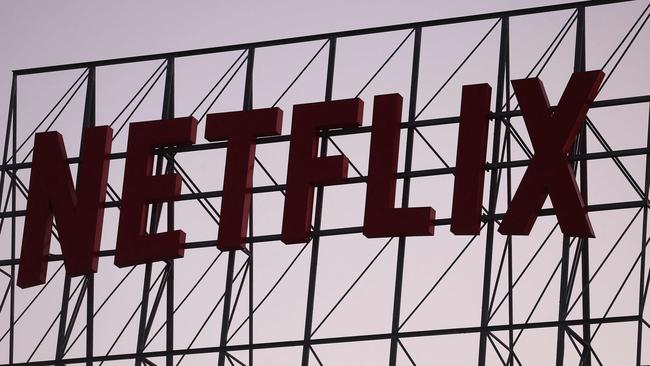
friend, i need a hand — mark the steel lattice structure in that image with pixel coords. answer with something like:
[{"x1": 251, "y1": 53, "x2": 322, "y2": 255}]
[{"x1": 1, "y1": 0, "x2": 650, "y2": 365}]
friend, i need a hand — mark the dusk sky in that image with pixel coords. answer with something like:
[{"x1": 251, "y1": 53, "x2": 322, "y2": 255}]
[{"x1": 1, "y1": 1, "x2": 649, "y2": 365}]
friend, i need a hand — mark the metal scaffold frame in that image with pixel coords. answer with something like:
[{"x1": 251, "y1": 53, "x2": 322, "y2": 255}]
[{"x1": 1, "y1": 0, "x2": 650, "y2": 364}]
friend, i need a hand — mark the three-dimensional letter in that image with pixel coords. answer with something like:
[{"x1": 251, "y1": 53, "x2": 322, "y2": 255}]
[
  {"x1": 19, "y1": 126, "x2": 112, "y2": 288},
  {"x1": 281, "y1": 99, "x2": 363, "y2": 244},
  {"x1": 115, "y1": 117, "x2": 197, "y2": 267},
  {"x1": 206, "y1": 108, "x2": 283, "y2": 251},
  {"x1": 499, "y1": 71, "x2": 604, "y2": 237},
  {"x1": 451, "y1": 84, "x2": 492, "y2": 235},
  {"x1": 363, "y1": 94, "x2": 435, "y2": 237}
]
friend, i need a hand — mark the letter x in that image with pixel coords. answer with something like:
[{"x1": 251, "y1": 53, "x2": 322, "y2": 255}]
[{"x1": 498, "y1": 71, "x2": 604, "y2": 238}]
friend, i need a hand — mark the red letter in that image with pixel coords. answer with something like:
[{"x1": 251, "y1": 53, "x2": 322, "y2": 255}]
[
  {"x1": 498, "y1": 71, "x2": 604, "y2": 237},
  {"x1": 18, "y1": 126, "x2": 112, "y2": 288},
  {"x1": 363, "y1": 94, "x2": 434, "y2": 237},
  {"x1": 205, "y1": 108, "x2": 283, "y2": 251},
  {"x1": 115, "y1": 117, "x2": 197, "y2": 267},
  {"x1": 451, "y1": 84, "x2": 492, "y2": 235},
  {"x1": 281, "y1": 99, "x2": 363, "y2": 244}
]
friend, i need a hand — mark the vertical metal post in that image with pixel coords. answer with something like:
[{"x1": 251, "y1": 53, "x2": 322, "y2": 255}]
[
  {"x1": 637, "y1": 101, "x2": 650, "y2": 366},
  {"x1": 248, "y1": 186, "x2": 254, "y2": 366},
  {"x1": 218, "y1": 252, "x2": 236, "y2": 366},
  {"x1": 300, "y1": 37, "x2": 337, "y2": 366},
  {"x1": 166, "y1": 259, "x2": 174, "y2": 366},
  {"x1": 11, "y1": 76, "x2": 17, "y2": 366},
  {"x1": 325, "y1": 38, "x2": 337, "y2": 102},
  {"x1": 136, "y1": 58, "x2": 175, "y2": 366},
  {"x1": 247, "y1": 50, "x2": 256, "y2": 362},
  {"x1": 162, "y1": 57, "x2": 175, "y2": 120},
  {"x1": 388, "y1": 27, "x2": 421, "y2": 366},
  {"x1": 86, "y1": 276, "x2": 94, "y2": 366},
  {"x1": 477, "y1": 17, "x2": 507, "y2": 366},
  {"x1": 506, "y1": 192, "x2": 514, "y2": 366},
  {"x1": 218, "y1": 47, "x2": 255, "y2": 366},
  {"x1": 0, "y1": 76, "x2": 16, "y2": 243},
  {"x1": 135, "y1": 264, "x2": 152, "y2": 366},
  {"x1": 55, "y1": 280, "x2": 72, "y2": 363},
  {"x1": 557, "y1": 9, "x2": 587, "y2": 365},
  {"x1": 83, "y1": 66, "x2": 96, "y2": 366},
  {"x1": 503, "y1": 30, "x2": 514, "y2": 366},
  {"x1": 82, "y1": 67, "x2": 96, "y2": 130},
  {"x1": 556, "y1": 230, "x2": 571, "y2": 362},
  {"x1": 10, "y1": 85, "x2": 16, "y2": 366},
  {"x1": 247, "y1": 49, "x2": 256, "y2": 362},
  {"x1": 574, "y1": 7, "x2": 592, "y2": 366},
  {"x1": 162, "y1": 57, "x2": 175, "y2": 366},
  {"x1": 56, "y1": 67, "x2": 97, "y2": 365},
  {"x1": 2, "y1": 74, "x2": 17, "y2": 366},
  {"x1": 242, "y1": 49, "x2": 254, "y2": 113}
]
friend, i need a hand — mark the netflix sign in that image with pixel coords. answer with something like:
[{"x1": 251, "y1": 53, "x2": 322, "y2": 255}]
[{"x1": 17, "y1": 70, "x2": 604, "y2": 288}]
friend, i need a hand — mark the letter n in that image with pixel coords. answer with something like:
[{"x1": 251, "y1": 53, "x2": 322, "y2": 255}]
[{"x1": 18, "y1": 127, "x2": 112, "y2": 288}]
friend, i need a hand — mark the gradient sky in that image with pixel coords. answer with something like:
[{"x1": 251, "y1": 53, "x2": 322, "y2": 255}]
[{"x1": 1, "y1": 1, "x2": 649, "y2": 365}]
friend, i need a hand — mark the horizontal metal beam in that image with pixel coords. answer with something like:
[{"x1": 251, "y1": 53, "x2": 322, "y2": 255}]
[
  {"x1": 12, "y1": 0, "x2": 632, "y2": 76},
  {"x1": 0, "y1": 315, "x2": 637, "y2": 366},
  {"x1": 0, "y1": 199, "x2": 645, "y2": 267},
  {"x1": 0, "y1": 94, "x2": 648, "y2": 173},
  {"x1": 0, "y1": 143, "x2": 646, "y2": 218}
]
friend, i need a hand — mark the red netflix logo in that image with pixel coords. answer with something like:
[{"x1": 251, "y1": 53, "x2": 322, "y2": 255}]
[{"x1": 17, "y1": 71, "x2": 604, "y2": 288}]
